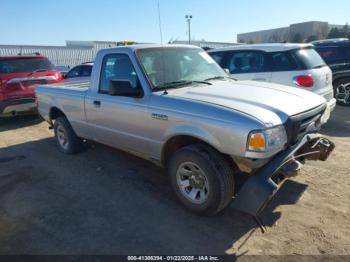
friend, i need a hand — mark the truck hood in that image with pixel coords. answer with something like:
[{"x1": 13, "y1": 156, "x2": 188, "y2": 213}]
[{"x1": 166, "y1": 80, "x2": 326, "y2": 126}]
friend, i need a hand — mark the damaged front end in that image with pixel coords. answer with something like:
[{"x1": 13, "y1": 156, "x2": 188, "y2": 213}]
[{"x1": 231, "y1": 133, "x2": 335, "y2": 216}]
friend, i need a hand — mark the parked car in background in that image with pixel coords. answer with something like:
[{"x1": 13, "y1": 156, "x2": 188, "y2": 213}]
[
  {"x1": 36, "y1": 45, "x2": 334, "y2": 216},
  {"x1": 313, "y1": 38, "x2": 350, "y2": 106},
  {"x1": 208, "y1": 44, "x2": 336, "y2": 111},
  {"x1": 55, "y1": 65, "x2": 71, "y2": 78},
  {"x1": 64, "y1": 62, "x2": 93, "y2": 81},
  {"x1": 0, "y1": 54, "x2": 63, "y2": 117}
]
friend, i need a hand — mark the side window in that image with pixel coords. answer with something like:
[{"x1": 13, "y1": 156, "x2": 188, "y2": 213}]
[
  {"x1": 66, "y1": 66, "x2": 82, "y2": 78},
  {"x1": 315, "y1": 46, "x2": 344, "y2": 63},
  {"x1": 271, "y1": 52, "x2": 298, "y2": 71},
  {"x1": 226, "y1": 51, "x2": 268, "y2": 74},
  {"x1": 81, "y1": 65, "x2": 92, "y2": 77},
  {"x1": 209, "y1": 52, "x2": 225, "y2": 65},
  {"x1": 99, "y1": 54, "x2": 138, "y2": 93}
]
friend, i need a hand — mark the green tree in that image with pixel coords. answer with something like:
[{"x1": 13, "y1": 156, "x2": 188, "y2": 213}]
[
  {"x1": 342, "y1": 23, "x2": 350, "y2": 38},
  {"x1": 328, "y1": 28, "x2": 340, "y2": 38},
  {"x1": 291, "y1": 33, "x2": 303, "y2": 43},
  {"x1": 306, "y1": 35, "x2": 319, "y2": 43},
  {"x1": 327, "y1": 25, "x2": 350, "y2": 39}
]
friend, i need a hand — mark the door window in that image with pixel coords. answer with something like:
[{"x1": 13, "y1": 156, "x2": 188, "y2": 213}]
[
  {"x1": 99, "y1": 54, "x2": 138, "y2": 93},
  {"x1": 315, "y1": 46, "x2": 344, "y2": 64},
  {"x1": 81, "y1": 65, "x2": 92, "y2": 76},
  {"x1": 270, "y1": 52, "x2": 298, "y2": 71},
  {"x1": 209, "y1": 52, "x2": 225, "y2": 65},
  {"x1": 66, "y1": 66, "x2": 82, "y2": 78},
  {"x1": 226, "y1": 51, "x2": 268, "y2": 74}
]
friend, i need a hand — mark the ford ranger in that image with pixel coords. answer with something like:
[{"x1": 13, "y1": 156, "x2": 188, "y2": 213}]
[{"x1": 36, "y1": 45, "x2": 334, "y2": 216}]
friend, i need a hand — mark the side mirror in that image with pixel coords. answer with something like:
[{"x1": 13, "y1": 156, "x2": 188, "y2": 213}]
[
  {"x1": 224, "y1": 68, "x2": 230, "y2": 74},
  {"x1": 109, "y1": 80, "x2": 143, "y2": 98}
]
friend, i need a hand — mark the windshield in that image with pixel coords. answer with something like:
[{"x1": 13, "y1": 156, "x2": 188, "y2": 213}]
[
  {"x1": 0, "y1": 58, "x2": 54, "y2": 74},
  {"x1": 136, "y1": 47, "x2": 227, "y2": 90},
  {"x1": 293, "y1": 48, "x2": 326, "y2": 69}
]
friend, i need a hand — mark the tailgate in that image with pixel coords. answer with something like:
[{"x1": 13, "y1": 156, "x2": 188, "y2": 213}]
[
  {"x1": 2, "y1": 78, "x2": 49, "y2": 99},
  {"x1": 307, "y1": 66, "x2": 333, "y2": 101}
]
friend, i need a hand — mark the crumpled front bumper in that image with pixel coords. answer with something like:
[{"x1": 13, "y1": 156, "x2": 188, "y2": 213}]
[{"x1": 231, "y1": 133, "x2": 335, "y2": 216}]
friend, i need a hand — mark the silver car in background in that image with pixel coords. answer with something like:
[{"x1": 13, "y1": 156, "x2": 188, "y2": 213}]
[{"x1": 208, "y1": 43, "x2": 336, "y2": 111}]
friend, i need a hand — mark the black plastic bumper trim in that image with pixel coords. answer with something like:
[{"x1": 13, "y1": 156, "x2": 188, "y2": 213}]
[
  {"x1": 0, "y1": 97, "x2": 36, "y2": 115},
  {"x1": 231, "y1": 133, "x2": 334, "y2": 216}
]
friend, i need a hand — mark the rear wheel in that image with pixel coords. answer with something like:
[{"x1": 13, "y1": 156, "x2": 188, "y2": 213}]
[
  {"x1": 334, "y1": 78, "x2": 350, "y2": 106},
  {"x1": 53, "y1": 116, "x2": 83, "y2": 154},
  {"x1": 167, "y1": 143, "x2": 236, "y2": 215}
]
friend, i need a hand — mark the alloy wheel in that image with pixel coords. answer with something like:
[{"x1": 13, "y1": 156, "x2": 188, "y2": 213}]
[
  {"x1": 336, "y1": 82, "x2": 350, "y2": 105},
  {"x1": 56, "y1": 124, "x2": 69, "y2": 150},
  {"x1": 176, "y1": 162, "x2": 210, "y2": 204}
]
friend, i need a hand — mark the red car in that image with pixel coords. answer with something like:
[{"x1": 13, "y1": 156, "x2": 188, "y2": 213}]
[{"x1": 0, "y1": 54, "x2": 63, "y2": 117}]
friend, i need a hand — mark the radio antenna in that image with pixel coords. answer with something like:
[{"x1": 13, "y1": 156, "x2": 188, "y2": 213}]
[{"x1": 157, "y1": 0, "x2": 164, "y2": 45}]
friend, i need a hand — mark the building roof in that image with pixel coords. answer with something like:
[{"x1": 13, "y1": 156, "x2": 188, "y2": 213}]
[{"x1": 208, "y1": 43, "x2": 313, "y2": 52}]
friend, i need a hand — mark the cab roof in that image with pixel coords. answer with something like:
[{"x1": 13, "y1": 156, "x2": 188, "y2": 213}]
[{"x1": 100, "y1": 44, "x2": 201, "y2": 52}]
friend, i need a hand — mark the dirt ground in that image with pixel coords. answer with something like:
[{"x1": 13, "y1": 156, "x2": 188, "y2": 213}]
[{"x1": 0, "y1": 106, "x2": 349, "y2": 256}]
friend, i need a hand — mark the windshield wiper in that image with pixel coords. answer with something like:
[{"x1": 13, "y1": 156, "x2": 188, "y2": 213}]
[
  {"x1": 154, "y1": 80, "x2": 212, "y2": 90},
  {"x1": 205, "y1": 76, "x2": 237, "y2": 81}
]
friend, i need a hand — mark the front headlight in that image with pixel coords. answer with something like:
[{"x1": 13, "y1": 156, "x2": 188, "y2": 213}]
[{"x1": 247, "y1": 125, "x2": 287, "y2": 152}]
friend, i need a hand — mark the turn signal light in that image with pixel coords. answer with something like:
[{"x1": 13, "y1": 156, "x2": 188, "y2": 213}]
[{"x1": 248, "y1": 132, "x2": 266, "y2": 151}]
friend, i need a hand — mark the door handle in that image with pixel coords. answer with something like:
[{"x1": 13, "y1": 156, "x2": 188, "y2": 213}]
[
  {"x1": 93, "y1": 100, "x2": 101, "y2": 107},
  {"x1": 253, "y1": 78, "x2": 266, "y2": 81}
]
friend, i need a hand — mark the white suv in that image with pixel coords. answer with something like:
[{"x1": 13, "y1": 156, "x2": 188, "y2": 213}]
[{"x1": 208, "y1": 43, "x2": 336, "y2": 111}]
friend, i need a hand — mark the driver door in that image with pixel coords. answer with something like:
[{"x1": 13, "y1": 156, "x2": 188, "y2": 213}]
[{"x1": 85, "y1": 53, "x2": 151, "y2": 156}]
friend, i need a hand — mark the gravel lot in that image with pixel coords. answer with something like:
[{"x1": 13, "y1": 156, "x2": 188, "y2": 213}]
[{"x1": 0, "y1": 106, "x2": 349, "y2": 256}]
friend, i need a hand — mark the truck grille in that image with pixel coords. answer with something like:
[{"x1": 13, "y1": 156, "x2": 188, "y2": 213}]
[{"x1": 284, "y1": 104, "x2": 326, "y2": 145}]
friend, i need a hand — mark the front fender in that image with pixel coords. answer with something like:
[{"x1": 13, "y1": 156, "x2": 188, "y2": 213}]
[{"x1": 163, "y1": 124, "x2": 223, "y2": 153}]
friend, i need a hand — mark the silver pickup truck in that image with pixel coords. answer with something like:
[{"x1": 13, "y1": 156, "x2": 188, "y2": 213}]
[{"x1": 36, "y1": 44, "x2": 334, "y2": 216}]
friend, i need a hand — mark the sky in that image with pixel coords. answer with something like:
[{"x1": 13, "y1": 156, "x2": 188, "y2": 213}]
[{"x1": 1, "y1": 0, "x2": 349, "y2": 46}]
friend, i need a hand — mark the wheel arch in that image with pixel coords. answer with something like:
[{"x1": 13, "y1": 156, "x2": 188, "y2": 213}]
[
  {"x1": 161, "y1": 133, "x2": 232, "y2": 167},
  {"x1": 332, "y1": 74, "x2": 350, "y2": 86},
  {"x1": 49, "y1": 107, "x2": 66, "y2": 124}
]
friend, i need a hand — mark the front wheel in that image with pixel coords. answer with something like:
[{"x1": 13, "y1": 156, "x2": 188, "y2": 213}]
[
  {"x1": 334, "y1": 78, "x2": 350, "y2": 106},
  {"x1": 167, "y1": 144, "x2": 236, "y2": 215}
]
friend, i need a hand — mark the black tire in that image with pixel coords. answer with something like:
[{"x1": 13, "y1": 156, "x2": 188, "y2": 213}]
[
  {"x1": 334, "y1": 78, "x2": 350, "y2": 106},
  {"x1": 53, "y1": 116, "x2": 83, "y2": 154},
  {"x1": 167, "y1": 143, "x2": 236, "y2": 215}
]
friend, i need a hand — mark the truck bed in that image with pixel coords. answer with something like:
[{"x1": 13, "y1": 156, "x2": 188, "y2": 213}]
[
  {"x1": 41, "y1": 80, "x2": 90, "y2": 91},
  {"x1": 36, "y1": 80, "x2": 90, "y2": 132}
]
